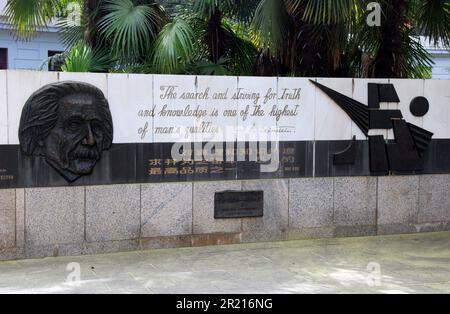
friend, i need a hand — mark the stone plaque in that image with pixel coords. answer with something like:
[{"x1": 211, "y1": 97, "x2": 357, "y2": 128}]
[
  {"x1": 0, "y1": 145, "x2": 18, "y2": 188},
  {"x1": 214, "y1": 190, "x2": 264, "y2": 219}
]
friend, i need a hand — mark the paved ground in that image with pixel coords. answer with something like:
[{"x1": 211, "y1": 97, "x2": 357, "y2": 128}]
[{"x1": 0, "y1": 232, "x2": 449, "y2": 294}]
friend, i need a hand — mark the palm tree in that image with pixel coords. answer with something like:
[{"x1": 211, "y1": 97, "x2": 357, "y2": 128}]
[
  {"x1": 5, "y1": 0, "x2": 167, "y2": 68},
  {"x1": 250, "y1": 0, "x2": 450, "y2": 78},
  {"x1": 147, "y1": 0, "x2": 259, "y2": 75},
  {"x1": 5, "y1": 0, "x2": 450, "y2": 78},
  {"x1": 371, "y1": 0, "x2": 450, "y2": 78}
]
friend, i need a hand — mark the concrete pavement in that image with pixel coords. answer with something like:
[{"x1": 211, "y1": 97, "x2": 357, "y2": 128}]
[{"x1": 0, "y1": 232, "x2": 449, "y2": 294}]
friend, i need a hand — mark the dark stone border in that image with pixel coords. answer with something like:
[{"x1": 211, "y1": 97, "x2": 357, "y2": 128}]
[{"x1": 0, "y1": 139, "x2": 449, "y2": 189}]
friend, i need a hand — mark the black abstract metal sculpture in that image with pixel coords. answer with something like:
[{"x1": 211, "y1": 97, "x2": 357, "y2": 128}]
[
  {"x1": 333, "y1": 136, "x2": 357, "y2": 165},
  {"x1": 19, "y1": 81, "x2": 113, "y2": 182},
  {"x1": 311, "y1": 80, "x2": 434, "y2": 174},
  {"x1": 410, "y1": 96, "x2": 430, "y2": 117}
]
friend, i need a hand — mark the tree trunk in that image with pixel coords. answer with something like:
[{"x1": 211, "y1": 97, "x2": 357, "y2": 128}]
[
  {"x1": 206, "y1": 9, "x2": 225, "y2": 63},
  {"x1": 374, "y1": 0, "x2": 409, "y2": 78},
  {"x1": 84, "y1": 0, "x2": 99, "y2": 48}
]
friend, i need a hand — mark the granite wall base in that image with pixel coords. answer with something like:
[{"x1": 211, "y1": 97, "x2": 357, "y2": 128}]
[{"x1": 1, "y1": 175, "x2": 449, "y2": 260}]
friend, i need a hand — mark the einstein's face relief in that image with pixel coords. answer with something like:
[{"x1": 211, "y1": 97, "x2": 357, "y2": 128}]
[
  {"x1": 19, "y1": 81, "x2": 113, "y2": 183},
  {"x1": 43, "y1": 94, "x2": 106, "y2": 178}
]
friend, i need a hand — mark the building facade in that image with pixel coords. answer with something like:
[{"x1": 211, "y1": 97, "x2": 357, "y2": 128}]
[
  {"x1": 422, "y1": 37, "x2": 450, "y2": 79},
  {"x1": 0, "y1": 0, "x2": 65, "y2": 71}
]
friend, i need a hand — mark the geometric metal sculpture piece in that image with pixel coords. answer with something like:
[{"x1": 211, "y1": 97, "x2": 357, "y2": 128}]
[
  {"x1": 407, "y1": 122, "x2": 434, "y2": 156},
  {"x1": 410, "y1": 96, "x2": 430, "y2": 117},
  {"x1": 19, "y1": 81, "x2": 113, "y2": 182},
  {"x1": 369, "y1": 109, "x2": 403, "y2": 129},
  {"x1": 312, "y1": 80, "x2": 434, "y2": 174},
  {"x1": 368, "y1": 83, "x2": 400, "y2": 108},
  {"x1": 378, "y1": 84, "x2": 400, "y2": 103},
  {"x1": 368, "y1": 83, "x2": 380, "y2": 109},
  {"x1": 387, "y1": 119, "x2": 423, "y2": 172},
  {"x1": 333, "y1": 136, "x2": 357, "y2": 165},
  {"x1": 310, "y1": 80, "x2": 370, "y2": 136},
  {"x1": 369, "y1": 135, "x2": 389, "y2": 174}
]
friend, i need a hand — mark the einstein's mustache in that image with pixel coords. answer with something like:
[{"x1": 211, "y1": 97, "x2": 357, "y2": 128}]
[{"x1": 70, "y1": 145, "x2": 100, "y2": 160}]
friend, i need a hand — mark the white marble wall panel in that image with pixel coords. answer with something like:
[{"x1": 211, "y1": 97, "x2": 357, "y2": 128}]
[
  {"x1": 237, "y1": 76, "x2": 278, "y2": 142},
  {"x1": 153, "y1": 75, "x2": 197, "y2": 143},
  {"x1": 423, "y1": 80, "x2": 450, "y2": 139},
  {"x1": 277, "y1": 77, "x2": 315, "y2": 141},
  {"x1": 195, "y1": 75, "x2": 238, "y2": 143},
  {"x1": 314, "y1": 78, "x2": 353, "y2": 141},
  {"x1": 108, "y1": 74, "x2": 153, "y2": 143},
  {"x1": 3, "y1": 72, "x2": 449, "y2": 144},
  {"x1": 7, "y1": 71, "x2": 58, "y2": 144}
]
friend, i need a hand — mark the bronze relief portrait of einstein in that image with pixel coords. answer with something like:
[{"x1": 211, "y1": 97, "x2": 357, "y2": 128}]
[{"x1": 19, "y1": 81, "x2": 114, "y2": 182}]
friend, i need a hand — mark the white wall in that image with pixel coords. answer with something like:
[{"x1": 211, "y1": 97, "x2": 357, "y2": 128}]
[
  {"x1": 431, "y1": 55, "x2": 450, "y2": 79},
  {"x1": 0, "y1": 72, "x2": 449, "y2": 145},
  {"x1": 0, "y1": 0, "x2": 6, "y2": 14}
]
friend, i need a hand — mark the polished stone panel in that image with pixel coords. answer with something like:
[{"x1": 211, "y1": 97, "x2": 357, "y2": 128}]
[
  {"x1": 418, "y1": 175, "x2": 450, "y2": 223},
  {"x1": 15, "y1": 189, "x2": 24, "y2": 248},
  {"x1": 0, "y1": 189, "x2": 15, "y2": 248},
  {"x1": 334, "y1": 177, "x2": 377, "y2": 227},
  {"x1": 377, "y1": 176, "x2": 419, "y2": 230},
  {"x1": 141, "y1": 183, "x2": 193, "y2": 237},
  {"x1": 86, "y1": 185, "x2": 140, "y2": 242},
  {"x1": 25, "y1": 187, "x2": 85, "y2": 247},
  {"x1": 241, "y1": 179, "x2": 289, "y2": 242},
  {"x1": 289, "y1": 178, "x2": 334, "y2": 229}
]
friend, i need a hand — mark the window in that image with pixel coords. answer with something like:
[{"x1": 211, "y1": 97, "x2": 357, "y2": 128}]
[
  {"x1": 48, "y1": 50, "x2": 64, "y2": 72},
  {"x1": 0, "y1": 48, "x2": 7, "y2": 70}
]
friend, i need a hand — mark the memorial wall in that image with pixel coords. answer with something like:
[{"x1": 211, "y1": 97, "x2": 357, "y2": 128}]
[
  {"x1": 1, "y1": 72, "x2": 449, "y2": 188},
  {"x1": 0, "y1": 70, "x2": 449, "y2": 260}
]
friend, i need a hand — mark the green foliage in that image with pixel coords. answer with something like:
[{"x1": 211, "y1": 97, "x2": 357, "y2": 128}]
[
  {"x1": 191, "y1": 0, "x2": 259, "y2": 21},
  {"x1": 57, "y1": 0, "x2": 87, "y2": 48},
  {"x1": 3, "y1": 0, "x2": 450, "y2": 79},
  {"x1": 187, "y1": 57, "x2": 230, "y2": 75},
  {"x1": 252, "y1": 0, "x2": 291, "y2": 51},
  {"x1": 300, "y1": 0, "x2": 363, "y2": 24},
  {"x1": 151, "y1": 18, "x2": 195, "y2": 73},
  {"x1": 5, "y1": 0, "x2": 62, "y2": 38},
  {"x1": 412, "y1": 0, "x2": 450, "y2": 46},
  {"x1": 98, "y1": 0, "x2": 166, "y2": 65},
  {"x1": 61, "y1": 42, "x2": 113, "y2": 72}
]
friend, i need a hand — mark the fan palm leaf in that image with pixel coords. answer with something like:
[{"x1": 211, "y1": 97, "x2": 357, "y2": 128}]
[
  {"x1": 5, "y1": 0, "x2": 63, "y2": 38},
  {"x1": 98, "y1": 0, "x2": 166, "y2": 64},
  {"x1": 152, "y1": 18, "x2": 195, "y2": 73}
]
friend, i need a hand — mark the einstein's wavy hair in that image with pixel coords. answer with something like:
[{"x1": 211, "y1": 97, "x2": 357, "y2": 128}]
[{"x1": 19, "y1": 81, "x2": 113, "y2": 156}]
